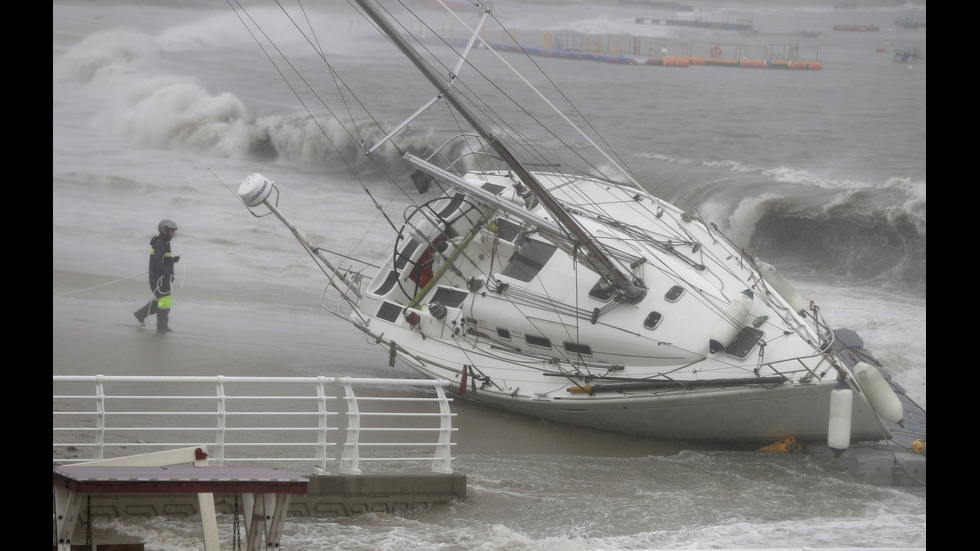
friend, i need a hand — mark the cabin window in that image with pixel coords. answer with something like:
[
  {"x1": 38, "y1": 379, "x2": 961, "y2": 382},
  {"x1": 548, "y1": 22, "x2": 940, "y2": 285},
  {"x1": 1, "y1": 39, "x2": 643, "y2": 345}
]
[
  {"x1": 501, "y1": 239, "x2": 558, "y2": 282},
  {"x1": 643, "y1": 311, "x2": 663, "y2": 330},
  {"x1": 725, "y1": 327, "x2": 764, "y2": 359},
  {"x1": 525, "y1": 334, "x2": 551, "y2": 349},
  {"x1": 664, "y1": 285, "x2": 685, "y2": 302},
  {"x1": 497, "y1": 328, "x2": 511, "y2": 340},
  {"x1": 563, "y1": 342, "x2": 592, "y2": 356}
]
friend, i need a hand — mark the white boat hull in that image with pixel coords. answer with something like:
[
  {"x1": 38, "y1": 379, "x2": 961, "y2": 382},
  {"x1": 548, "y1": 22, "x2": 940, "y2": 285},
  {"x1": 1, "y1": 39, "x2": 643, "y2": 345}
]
[
  {"x1": 453, "y1": 382, "x2": 882, "y2": 443},
  {"x1": 353, "y1": 312, "x2": 884, "y2": 443}
]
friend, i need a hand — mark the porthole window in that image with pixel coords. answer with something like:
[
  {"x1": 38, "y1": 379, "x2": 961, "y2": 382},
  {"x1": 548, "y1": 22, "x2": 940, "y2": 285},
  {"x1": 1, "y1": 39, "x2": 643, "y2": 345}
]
[
  {"x1": 664, "y1": 285, "x2": 685, "y2": 302},
  {"x1": 643, "y1": 311, "x2": 663, "y2": 330},
  {"x1": 497, "y1": 328, "x2": 511, "y2": 340}
]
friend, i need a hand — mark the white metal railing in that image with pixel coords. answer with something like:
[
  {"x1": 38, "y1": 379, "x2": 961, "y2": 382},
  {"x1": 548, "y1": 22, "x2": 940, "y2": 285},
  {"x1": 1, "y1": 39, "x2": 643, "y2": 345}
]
[{"x1": 53, "y1": 375, "x2": 456, "y2": 474}]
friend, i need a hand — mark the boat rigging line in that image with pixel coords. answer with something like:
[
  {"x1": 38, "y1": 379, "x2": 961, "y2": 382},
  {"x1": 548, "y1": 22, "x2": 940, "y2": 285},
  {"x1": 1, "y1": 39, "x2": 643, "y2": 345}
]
[
  {"x1": 228, "y1": 0, "x2": 431, "y2": 239},
  {"x1": 424, "y1": 0, "x2": 642, "y2": 191}
]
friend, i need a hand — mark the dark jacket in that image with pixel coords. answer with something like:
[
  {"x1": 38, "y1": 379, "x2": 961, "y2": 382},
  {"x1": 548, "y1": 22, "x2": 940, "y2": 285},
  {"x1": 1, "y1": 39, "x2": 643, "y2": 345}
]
[{"x1": 148, "y1": 233, "x2": 175, "y2": 296}]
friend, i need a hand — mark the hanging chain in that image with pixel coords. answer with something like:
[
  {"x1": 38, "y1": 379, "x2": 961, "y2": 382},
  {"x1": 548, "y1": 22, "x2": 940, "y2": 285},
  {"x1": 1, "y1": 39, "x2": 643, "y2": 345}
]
[
  {"x1": 232, "y1": 494, "x2": 241, "y2": 551},
  {"x1": 85, "y1": 494, "x2": 93, "y2": 550}
]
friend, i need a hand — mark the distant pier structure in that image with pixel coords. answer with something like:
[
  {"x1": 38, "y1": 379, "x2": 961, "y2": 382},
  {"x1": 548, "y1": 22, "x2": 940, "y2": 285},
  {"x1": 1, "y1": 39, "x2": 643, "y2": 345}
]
[
  {"x1": 635, "y1": 9, "x2": 755, "y2": 33},
  {"x1": 619, "y1": 0, "x2": 694, "y2": 10},
  {"x1": 539, "y1": 32, "x2": 820, "y2": 69}
]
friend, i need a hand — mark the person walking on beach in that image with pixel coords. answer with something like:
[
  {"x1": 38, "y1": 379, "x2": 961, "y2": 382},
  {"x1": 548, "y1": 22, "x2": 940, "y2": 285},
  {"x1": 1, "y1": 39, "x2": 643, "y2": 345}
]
[{"x1": 133, "y1": 219, "x2": 180, "y2": 332}]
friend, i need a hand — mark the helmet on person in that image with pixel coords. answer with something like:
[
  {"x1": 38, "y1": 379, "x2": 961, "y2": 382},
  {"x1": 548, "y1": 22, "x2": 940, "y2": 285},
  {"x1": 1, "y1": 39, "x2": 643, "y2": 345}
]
[{"x1": 158, "y1": 219, "x2": 178, "y2": 235}]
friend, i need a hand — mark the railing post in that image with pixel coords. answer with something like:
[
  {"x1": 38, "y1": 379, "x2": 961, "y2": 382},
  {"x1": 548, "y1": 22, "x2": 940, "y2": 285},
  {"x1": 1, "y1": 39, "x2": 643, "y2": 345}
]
[
  {"x1": 215, "y1": 376, "x2": 226, "y2": 466},
  {"x1": 95, "y1": 374, "x2": 105, "y2": 461},
  {"x1": 432, "y1": 385, "x2": 453, "y2": 474},
  {"x1": 339, "y1": 381, "x2": 361, "y2": 475},
  {"x1": 314, "y1": 377, "x2": 330, "y2": 474}
]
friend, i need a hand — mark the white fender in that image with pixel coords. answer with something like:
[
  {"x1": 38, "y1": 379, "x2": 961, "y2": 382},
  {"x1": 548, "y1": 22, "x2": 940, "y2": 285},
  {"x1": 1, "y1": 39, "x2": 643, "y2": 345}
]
[
  {"x1": 709, "y1": 289, "x2": 753, "y2": 353},
  {"x1": 853, "y1": 362, "x2": 904, "y2": 424},
  {"x1": 827, "y1": 387, "x2": 853, "y2": 450},
  {"x1": 757, "y1": 261, "x2": 807, "y2": 315}
]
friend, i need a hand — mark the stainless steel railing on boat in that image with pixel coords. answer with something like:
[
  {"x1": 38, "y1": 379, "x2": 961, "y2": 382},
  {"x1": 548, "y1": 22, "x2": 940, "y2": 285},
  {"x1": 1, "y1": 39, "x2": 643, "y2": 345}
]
[{"x1": 52, "y1": 375, "x2": 456, "y2": 474}]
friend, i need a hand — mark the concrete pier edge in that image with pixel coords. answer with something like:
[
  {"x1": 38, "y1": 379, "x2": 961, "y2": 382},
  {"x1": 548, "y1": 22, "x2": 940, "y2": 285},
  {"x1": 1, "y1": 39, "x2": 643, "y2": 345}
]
[{"x1": 54, "y1": 473, "x2": 467, "y2": 547}]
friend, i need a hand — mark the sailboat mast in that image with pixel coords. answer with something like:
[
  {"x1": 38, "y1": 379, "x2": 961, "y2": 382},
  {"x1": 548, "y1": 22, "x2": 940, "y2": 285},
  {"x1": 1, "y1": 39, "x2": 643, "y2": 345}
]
[{"x1": 351, "y1": 0, "x2": 646, "y2": 303}]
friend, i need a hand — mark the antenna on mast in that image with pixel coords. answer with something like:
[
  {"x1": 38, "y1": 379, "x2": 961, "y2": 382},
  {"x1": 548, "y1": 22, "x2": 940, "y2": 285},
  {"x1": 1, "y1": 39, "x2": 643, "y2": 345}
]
[{"x1": 238, "y1": 173, "x2": 360, "y2": 298}]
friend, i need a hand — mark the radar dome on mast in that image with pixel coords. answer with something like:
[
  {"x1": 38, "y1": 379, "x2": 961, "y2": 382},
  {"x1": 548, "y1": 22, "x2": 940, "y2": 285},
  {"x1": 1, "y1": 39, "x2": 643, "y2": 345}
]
[{"x1": 239, "y1": 173, "x2": 274, "y2": 207}]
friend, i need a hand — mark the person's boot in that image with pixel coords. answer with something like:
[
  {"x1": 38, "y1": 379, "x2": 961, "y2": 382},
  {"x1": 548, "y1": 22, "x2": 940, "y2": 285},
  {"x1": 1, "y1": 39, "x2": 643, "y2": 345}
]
[
  {"x1": 156, "y1": 308, "x2": 173, "y2": 333},
  {"x1": 133, "y1": 300, "x2": 155, "y2": 326}
]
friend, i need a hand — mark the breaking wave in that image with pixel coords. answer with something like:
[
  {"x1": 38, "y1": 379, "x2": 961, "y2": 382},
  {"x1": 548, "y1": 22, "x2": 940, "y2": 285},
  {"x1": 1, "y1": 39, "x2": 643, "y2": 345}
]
[{"x1": 54, "y1": 22, "x2": 925, "y2": 294}]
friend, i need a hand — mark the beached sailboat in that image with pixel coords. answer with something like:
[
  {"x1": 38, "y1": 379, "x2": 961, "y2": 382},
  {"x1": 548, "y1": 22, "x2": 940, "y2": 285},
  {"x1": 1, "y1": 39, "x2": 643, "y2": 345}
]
[{"x1": 231, "y1": 1, "x2": 916, "y2": 447}]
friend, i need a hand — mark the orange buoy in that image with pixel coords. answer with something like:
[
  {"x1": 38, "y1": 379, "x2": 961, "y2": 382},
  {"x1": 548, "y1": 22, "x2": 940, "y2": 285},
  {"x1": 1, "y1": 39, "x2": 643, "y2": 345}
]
[{"x1": 759, "y1": 436, "x2": 802, "y2": 453}]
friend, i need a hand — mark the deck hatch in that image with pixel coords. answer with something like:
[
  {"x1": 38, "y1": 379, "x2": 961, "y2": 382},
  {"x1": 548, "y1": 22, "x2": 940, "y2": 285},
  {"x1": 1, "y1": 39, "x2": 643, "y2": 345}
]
[
  {"x1": 494, "y1": 218, "x2": 521, "y2": 242},
  {"x1": 376, "y1": 301, "x2": 403, "y2": 323},
  {"x1": 726, "y1": 326, "x2": 765, "y2": 358},
  {"x1": 430, "y1": 287, "x2": 469, "y2": 308},
  {"x1": 481, "y1": 182, "x2": 506, "y2": 195},
  {"x1": 501, "y1": 239, "x2": 558, "y2": 282},
  {"x1": 589, "y1": 279, "x2": 616, "y2": 302}
]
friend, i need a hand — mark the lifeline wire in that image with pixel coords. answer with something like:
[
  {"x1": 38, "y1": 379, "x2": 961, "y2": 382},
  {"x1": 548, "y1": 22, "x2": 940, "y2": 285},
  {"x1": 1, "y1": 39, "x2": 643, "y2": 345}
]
[{"x1": 54, "y1": 272, "x2": 147, "y2": 297}]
